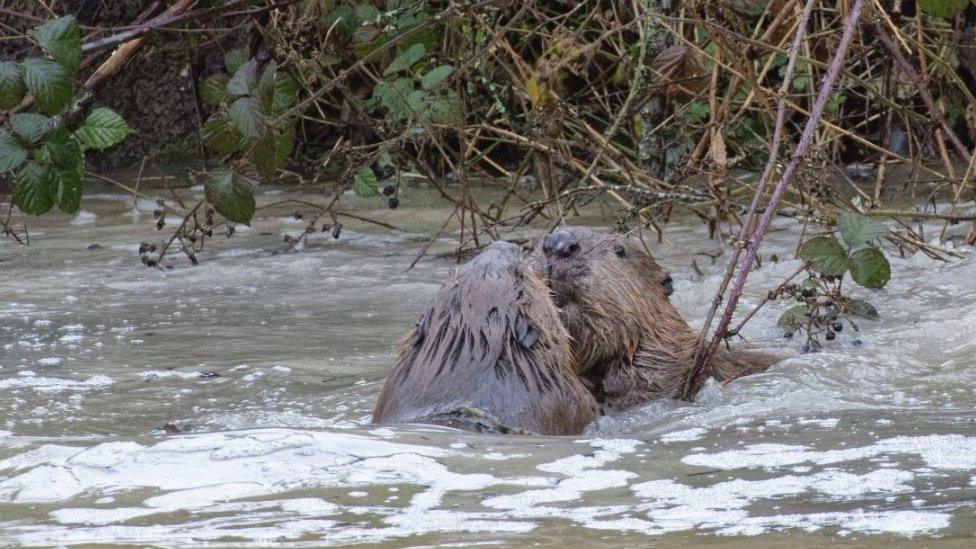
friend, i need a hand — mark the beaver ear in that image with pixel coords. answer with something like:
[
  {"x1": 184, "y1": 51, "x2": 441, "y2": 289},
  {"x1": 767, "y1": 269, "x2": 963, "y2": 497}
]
[
  {"x1": 514, "y1": 313, "x2": 538, "y2": 348},
  {"x1": 661, "y1": 273, "x2": 674, "y2": 296},
  {"x1": 612, "y1": 244, "x2": 626, "y2": 257}
]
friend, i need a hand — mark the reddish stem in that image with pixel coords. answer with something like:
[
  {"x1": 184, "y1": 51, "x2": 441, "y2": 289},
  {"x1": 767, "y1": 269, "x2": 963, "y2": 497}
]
[{"x1": 683, "y1": 0, "x2": 867, "y2": 399}]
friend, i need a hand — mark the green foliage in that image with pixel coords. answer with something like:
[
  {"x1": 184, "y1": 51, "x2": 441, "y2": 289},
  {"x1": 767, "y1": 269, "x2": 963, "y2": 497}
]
[
  {"x1": 205, "y1": 170, "x2": 256, "y2": 224},
  {"x1": 74, "y1": 108, "x2": 132, "y2": 150},
  {"x1": 10, "y1": 113, "x2": 52, "y2": 144},
  {"x1": 27, "y1": 16, "x2": 82, "y2": 73},
  {"x1": 13, "y1": 162, "x2": 57, "y2": 215},
  {"x1": 837, "y1": 297, "x2": 880, "y2": 321},
  {"x1": 421, "y1": 65, "x2": 453, "y2": 89},
  {"x1": 200, "y1": 74, "x2": 233, "y2": 106},
  {"x1": 19, "y1": 58, "x2": 72, "y2": 115},
  {"x1": 0, "y1": 131, "x2": 29, "y2": 173},
  {"x1": 799, "y1": 216, "x2": 891, "y2": 292},
  {"x1": 848, "y1": 248, "x2": 891, "y2": 289},
  {"x1": 799, "y1": 236, "x2": 848, "y2": 277},
  {"x1": 384, "y1": 43, "x2": 426, "y2": 76},
  {"x1": 777, "y1": 305, "x2": 808, "y2": 330},
  {"x1": 353, "y1": 167, "x2": 379, "y2": 197},
  {"x1": 0, "y1": 61, "x2": 26, "y2": 109},
  {"x1": 197, "y1": 54, "x2": 300, "y2": 218},
  {"x1": 837, "y1": 212, "x2": 887, "y2": 248},
  {"x1": 1, "y1": 17, "x2": 131, "y2": 219},
  {"x1": 918, "y1": 0, "x2": 969, "y2": 19}
]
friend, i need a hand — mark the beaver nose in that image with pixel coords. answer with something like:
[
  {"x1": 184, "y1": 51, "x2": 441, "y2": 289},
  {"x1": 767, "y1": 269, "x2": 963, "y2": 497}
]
[{"x1": 543, "y1": 230, "x2": 580, "y2": 259}]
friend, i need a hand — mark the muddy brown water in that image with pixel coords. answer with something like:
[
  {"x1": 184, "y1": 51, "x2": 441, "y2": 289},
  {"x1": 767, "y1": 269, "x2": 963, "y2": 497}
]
[{"x1": 1, "y1": 179, "x2": 975, "y2": 547}]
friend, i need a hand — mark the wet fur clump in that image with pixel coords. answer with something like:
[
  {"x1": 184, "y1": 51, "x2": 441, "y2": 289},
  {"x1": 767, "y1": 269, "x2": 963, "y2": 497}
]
[
  {"x1": 534, "y1": 227, "x2": 778, "y2": 409},
  {"x1": 372, "y1": 241, "x2": 598, "y2": 435}
]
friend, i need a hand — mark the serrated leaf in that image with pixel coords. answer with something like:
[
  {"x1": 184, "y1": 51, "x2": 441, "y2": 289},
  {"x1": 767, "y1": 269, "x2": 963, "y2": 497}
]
[
  {"x1": 839, "y1": 297, "x2": 879, "y2": 320},
  {"x1": 272, "y1": 72, "x2": 298, "y2": 113},
  {"x1": 800, "y1": 236, "x2": 849, "y2": 277},
  {"x1": 13, "y1": 162, "x2": 56, "y2": 215},
  {"x1": 224, "y1": 49, "x2": 246, "y2": 73},
  {"x1": 42, "y1": 128, "x2": 83, "y2": 169},
  {"x1": 27, "y1": 16, "x2": 82, "y2": 72},
  {"x1": 918, "y1": 0, "x2": 968, "y2": 18},
  {"x1": 200, "y1": 73, "x2": 233, "y2": 106},
  {"x1": 848, "y1": 247, "x2": 891, "y2": 289},
  {"x1": 74, "y1": 108, "x2": 132, "y2": 150},
  {"x1": 421, "y1": 64, "x2": 453, "y2": 90},
  {"x1": 205, "y1": 171, "x2": 255, "y2": 225},
  {"x1": 53, "y1": 163, "x2": 84, "y2": 213},
  {"x1": 201, "y1": 115, "x2": 243, "y2": 155},
  {"x1": 0, "y1": 131, "x2": 28, "y2": 173},
  {"x1": 228, "y1": 96, "x2": 265, "y2": 138},
  {"x1": 352, "y1": 167, "x2": 379, "y2": 197},
  {"x1": 9, "y1": 112, "x2": 52, "y2": 144},
  {"x1": 838, "y1": 212, "x2": 887, "y2": 248},
  {"x1": 19, "y1": 58, "x2": 72, "y2": 115},
  {"x1": 0, "y1": 61, "x2": 26, "y2": 109},
  {"x1": 383, "y1": 43, "x2": 425, "y2": 76},
  {"x1": 227, "y1": 59, "x2": 259, "y2": 96},
  {"x1": 777, "y1": 304, "x2": 808, "y2": 331}
]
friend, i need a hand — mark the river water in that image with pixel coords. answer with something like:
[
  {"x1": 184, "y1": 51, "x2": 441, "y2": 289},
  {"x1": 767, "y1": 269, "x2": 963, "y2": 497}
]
[{"x1": 1, "y1": 179, "x2": 975, "y2": 547}]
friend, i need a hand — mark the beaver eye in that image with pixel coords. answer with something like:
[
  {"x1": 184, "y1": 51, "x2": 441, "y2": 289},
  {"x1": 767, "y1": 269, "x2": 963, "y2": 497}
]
[{"x1": 612, "y1": 244, "x2": 626, "y2": 257}]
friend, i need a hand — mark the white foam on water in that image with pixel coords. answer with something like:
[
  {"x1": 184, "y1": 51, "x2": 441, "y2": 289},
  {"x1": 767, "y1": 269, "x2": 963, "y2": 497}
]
[
  {"x1": 682, "y1": 434, "x2": 976, "y2": 471},
  {"x1": 0, "y1": 374, "x2": 113, "y2": 393},
  {"x1": 659, "y1": 428, "x2": 707, "y2": 443}
]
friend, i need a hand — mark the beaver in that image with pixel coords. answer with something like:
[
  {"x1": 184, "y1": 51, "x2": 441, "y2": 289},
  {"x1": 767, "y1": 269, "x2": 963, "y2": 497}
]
[
  {"x1": 535, "y1": 226, "x2": 778, "y2": 410},
  {"x1": 372, "y1": 240, "x2": 599, "y2": 435}
]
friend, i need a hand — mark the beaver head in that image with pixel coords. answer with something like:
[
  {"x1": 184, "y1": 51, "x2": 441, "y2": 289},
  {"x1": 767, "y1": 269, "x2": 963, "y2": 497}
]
[
  {"x1": 535, "y1": 227, "x2": 682, "y2": 375},
  {"x1": 535, "y1": 227, "x2": 778, "y2": 407}
]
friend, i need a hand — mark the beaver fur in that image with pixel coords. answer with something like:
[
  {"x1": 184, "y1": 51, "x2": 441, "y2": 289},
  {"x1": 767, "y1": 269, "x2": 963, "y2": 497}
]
[
  {"x1": 536, "y1": 226, "x2": 778, "y2": 410},
  {"x1": 373, "y1": 241, "x2": 599, "y2": 435}
]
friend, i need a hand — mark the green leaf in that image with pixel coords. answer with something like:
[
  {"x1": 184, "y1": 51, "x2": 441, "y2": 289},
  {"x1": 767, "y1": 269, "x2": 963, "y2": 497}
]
[
  {"x1": 53, "y1": 163, "x2": 84, "y2": 213},
  {"x1": 246, "y1": 125, "x2": 290, "y2": 182},
  {"x1": 383, "y1": 43, "x2": 425, "y2": 76},
  {"x1": 373, "y1": 78, "x2": 414, "y2": 118},
  {"x1": 224, "y1": 49, "x2": 246, "y2": 73},
  {"x1": 426, "y1": 91, "x2": 462, "y2": 124},
  {"x1": 407, "y1": 89, "x2": 426, "y2": 113},
  {"x1": 272, "y1": 72, "x2": 298, "y2": 113},
  {"x1": 227, "y1": 59, "x2": 259, "y2": 96},
  {"x1": 837, "y1": 212, "x2": 887, "y2": 248},
  {"x1": 274, "y1": 122, "x2": 295, "y2": 166},
  {"x1": 848, "y1": 247, "x2": 891, "y2": 289},
  {"x1": 918, "y1": 0, "x2": 969, "y2": 19},
  {"x1": 800, "y1": 236, "x2": 849, "y2": 277},
  {"x1": 74, "y1": 108, "x2": 132, "y2": 150},
  {"x1": 205, "y1": 171, "x2": 256, "y2": 225},
  {"x1": 42, "y1": 128, "x2": 83, "y2": 169},
  {"x1": 421, "y1": 64, "x2": 453, "y2": 89},
  {"x1": 0, "y1": 131, "x2": 28, "y2": 173},
  {"x1": 838, "y1": 297, "x2": 879, "y2": 320},
  {"x1": 256, "y1": 60, "x2": 277, "y2": 111},
  {"x1": 13, "y1": 162, "x2": 56, "y2": 215},
  {"x1": 352, "y1": 167, "x2": 379, "y2": 197},
  {"x1": 228, "y1": 96, "x2": 265, "y2": 138},
  {"x1": 27, "y1": 16, "x2": 82, "y2": 72},
  {"x1": 323, "y1": 5, "x2": 356, "y2": 36},
  {"x1": 9, "y1": 112, "x2": 52, "y2": 144},
  {"x1": 0, "y1": 61, "x2": 26, "y2": 109},
  {"x1": 200, "y1": 74, "x2": 233, "y2": 106},
  {"x1": 19, "y1": 58, "x2": 72, "y2": 115},
  {"x1": 777, "y1": 304, "x2": 808, "y2": 330},
  {"x1": 201, "y1": 115, "x2": 243, "y2": 155}
]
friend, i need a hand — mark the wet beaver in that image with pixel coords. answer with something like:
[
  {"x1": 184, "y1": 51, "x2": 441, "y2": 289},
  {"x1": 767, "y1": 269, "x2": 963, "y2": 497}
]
[
  {"x1": 373, "y1": 241, "x2": 599, "y2": 435},
  {"x1": 536, "y1": 227, "x2": 778, "y2": 410}
]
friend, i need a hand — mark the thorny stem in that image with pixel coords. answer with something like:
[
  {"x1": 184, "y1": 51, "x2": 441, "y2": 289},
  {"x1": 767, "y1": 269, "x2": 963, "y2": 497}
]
[{"x1": 683, "y1": 0, "x2": 866, "y2": 400}]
